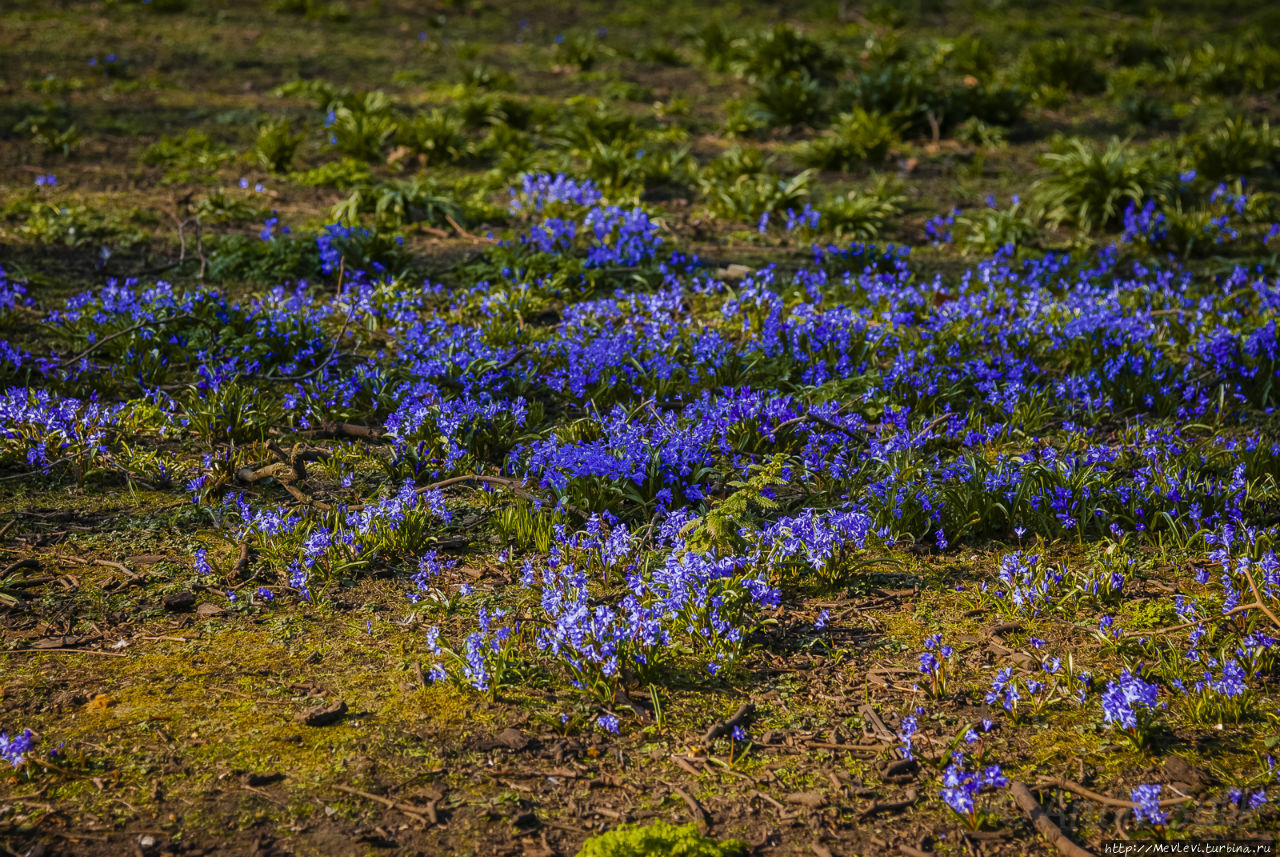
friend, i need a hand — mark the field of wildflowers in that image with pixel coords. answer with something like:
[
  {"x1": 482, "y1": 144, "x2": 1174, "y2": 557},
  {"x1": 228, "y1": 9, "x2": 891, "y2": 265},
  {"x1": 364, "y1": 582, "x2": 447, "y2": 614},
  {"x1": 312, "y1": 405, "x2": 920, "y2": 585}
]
[{"x1": 2, "y1": 1, "x2": 1280, "y2": 855}]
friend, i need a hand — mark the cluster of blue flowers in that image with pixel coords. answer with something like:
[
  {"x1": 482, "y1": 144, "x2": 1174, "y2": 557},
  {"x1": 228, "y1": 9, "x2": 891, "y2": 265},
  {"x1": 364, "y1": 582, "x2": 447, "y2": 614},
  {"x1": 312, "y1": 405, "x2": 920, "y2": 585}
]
[
  {"x1": 1130, "y1": 783, "x2": 1168, "y2": 827},
  {"x1": 940, "y1": 752, "x2": 1008, "y2": 826},
  {"x1": 1101, "y1": 668, "x2": 1161, "y2": 738},
  {"x1": 506, "y1": 176, "x2": 663, "y2": 268},
  {"x1": 0, "y1": 728, "x2": 34, "y2": 768},
  {"x1": 508, "y1": 173, "x2": 604, "y2": 213},
  {"x1": 1119, "y1": 181, "x2": 1280, "y2": 253},
  {"x1": 3, "y1": 168, "x2": 1280, "y2": 821}
]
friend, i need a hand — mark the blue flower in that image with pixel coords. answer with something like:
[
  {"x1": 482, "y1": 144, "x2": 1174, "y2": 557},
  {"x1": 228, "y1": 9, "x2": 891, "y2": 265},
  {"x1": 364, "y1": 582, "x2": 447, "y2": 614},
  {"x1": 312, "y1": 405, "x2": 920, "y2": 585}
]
[
  {"x1": 0, "y1": 729, "x2": 34, "y2": 767},
  {"x1": 1130, "y1": 784, "x2": 1167, "y2": 826},
  {"x1": 1101, "y1": 670, "x2": 1159, "y2": 731},
  {"x1": 941, "y1": 754, "x2": 1007, "y2": 824}
]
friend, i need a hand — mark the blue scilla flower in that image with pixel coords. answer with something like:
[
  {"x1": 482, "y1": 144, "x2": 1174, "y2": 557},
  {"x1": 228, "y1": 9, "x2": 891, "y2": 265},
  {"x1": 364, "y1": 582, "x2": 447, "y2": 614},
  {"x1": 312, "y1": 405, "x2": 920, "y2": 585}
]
[
  {"x1": 1130, "y1": 784, "x2": 1167, "y2": 826},
  {"x1": 0, "y1": 729, "x2": 34, "y2": 767},
  {"x1": 1101, "y1": 669, "x2": 1159, "y2": 730}
]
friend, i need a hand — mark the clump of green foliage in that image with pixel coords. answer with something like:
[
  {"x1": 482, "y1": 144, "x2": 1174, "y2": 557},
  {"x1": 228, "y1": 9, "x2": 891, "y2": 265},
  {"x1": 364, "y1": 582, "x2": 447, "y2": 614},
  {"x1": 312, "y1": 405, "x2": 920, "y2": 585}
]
[
  {"x1": 800, "y1": 108, "x2": 899, "y2": 171},
  {"x1": 329, "y1": 91, "x2": 397, "y2": 161},
  {"x1": 253, "y1": 118, "x2": 304, "y2": 173},
  {"x1": 818, "y1": 178, "x2": 906, "y2": 239},
  {"x1": 553, "y1": 31, "x2": 609, "y2": 71},
  {"x1": 330, "y1": 177, "x2": 464, "y2": 231},
  {"x1": 1035, "y1": 137, "x2": 1175, "y2": 232},
  {"x1": 701, "y1": 170, "x2": 812, "y2": 221},
  {"x1": 955, "y1": 198, "x2": 1041, "y2": 254},
  {"x1": 14, "y1": 100, "x2": 81, "y2": 155},
  {"x1": 142, "y1": 130, "x2": 234, "y2": 182},
  {"x1": 576, "y1": 822, "x2": 747, "y2": 857},
  {"x1": 726, "y1": 70, "x2": 828, "y2": 133},
  {"x1": 842, "y1": 61, "x2": 1023, "y2": 140},
  {"x1": 681, "y1": 457, "x2": 786, "y2": 555},
  {"x1": 1185, "y1": 116, "x2": 1279, "y2": 180},
  {"x1": 1167, "y1": 39, "x2": 1280, "y2": 95},
  {"x1": 1019, "y1": 39, "x2": 1108, "y2": 95},
  {"x1": 396, "y1": 110, "x2": 470, "y2": 166}
]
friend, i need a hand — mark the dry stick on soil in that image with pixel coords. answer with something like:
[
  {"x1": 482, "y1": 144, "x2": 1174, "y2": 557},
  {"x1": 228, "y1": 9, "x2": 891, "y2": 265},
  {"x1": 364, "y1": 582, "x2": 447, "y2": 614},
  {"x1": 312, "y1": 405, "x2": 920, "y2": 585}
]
[
  {"x1": 289, "y1": 420, "x2": 385, "y2": 442},
  {"x1": 415, "y1": 474, "x2": 529, "y2": 494},
  {"x1": 859, "y1": 703, "x2": 906, "y2": 759},
  {"x1": 490, "y1": 345, "x2": 532, "y2": 374},
  {"x1": 2, "y1": 648, "x2": 126, "y2": 657},
  {"x1": 671, "y1": 755, "x2": 702, "y2": 777},
  {"x1": 230, "y1": 542, "x2": 251, "y2": 582},
  {"x1": 444, "y1": 213, "x2": 496, "y2": 244},
  {"x1": 911, "y1": 413, "x2": 954, "y2": 445},
  {"x1": 1, "y1": 558, "x2": 39, "y2": 576},
  {"x1": 0, "y1": 458, "x2": 72, "y2": 482},
  {"x1": 752, "y1": 790, "x2": 786, "y2": 811},
  {"x1": 415, "y1": 473, "x2": 591, "y2": 519},
  {"x1": 1126, "y1": 595, "x2": 1280, "y2": 639},
  {"x1": 0, "y1": 576, "x2": 57, "y2": 590},
  {"x1": 771, "y1": 412, "x2": 860, "y2": 440},
  {"x1": 56, "y1": 314, "x2": 200, "y2": 368},
  {"x1": 94, "y1": 559, "x2": 137, "y2": 580},
  {"x1": 860, "y1": 793, "x2": 919, "y2": 819},
  {"x1": 260, "y1": 262, "x2": 353, "y2": 384},
  {"x1": 701, "y1": 703, "x2": 753, "y2": 745},
  {"x1": 332, "y1": 783, "x2": 438, "y2": 826},
  {"x1": 671, "y1": 787, "x2": 711, "y2": 834},
  {"x1": 282, "y1": 482, "x2": 331, "y2": 511},
  {"x1": 1035, "y1": 778, "x2": 1192, "y2": 809},
  {"x1": 1010, "y1": 781, "x2": 1095, "y2": 857},
  {"x1": 1239, "y1": 563, "x2": 1280, "y2": 630}
]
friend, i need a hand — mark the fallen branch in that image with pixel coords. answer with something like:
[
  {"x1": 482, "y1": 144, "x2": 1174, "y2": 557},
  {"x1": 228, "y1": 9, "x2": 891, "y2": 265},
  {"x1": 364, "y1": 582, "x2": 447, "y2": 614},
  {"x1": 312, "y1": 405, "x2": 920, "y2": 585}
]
[
  {"x1": 0, "y1": 459, "x2": 72, "y2": 482},
  {"x1": 1240, "y1": 562, "x2": 1280, "y2": 631},
  {"x1": 263, "y1": 316, "x2": 355, "y2": 384},
  {"x1": 671, "y1": 787, "x2": 711, "y2": 834},
  {"x1": 416, "y1": 474, "x2": 528, "y2": 494},
  {"x1": 94, "y1": 559, "x2": 138, "y2": 580},
  {"x1": 910, "y1": 413, "x2": 954, "y2": 446},
  {"x1": 1125, "y1": 601, "x2": 1274, "y2": 638},
  {"x1": 670, "y1": 755, "x2": 702, "y2": 777},
  {"x1": 415, "y1": 473, "x2": 591, "y2": 519},
  {"x1": 294, "y1": 420, "x2": 385, "y2": 442},
  {"x1": 702, "y1": 703, "x2": 754, "y2": 745},
  {"x1": 1, "y1": 558, "x2": 40, "y2": 577},
  {"x1": 282, "y1": 482, "x2": 331, "y2": 511},
  {"x1": 490, "y1": 346, "x2": 532, "y2": 374},
  {"x1": 230, "y1": 542, "x2": 251, "y2": 583},
  {"x1": 444, "y1": 213, "x2": 497, "y2": 244},
  {"x1": 0, "y1": 576, "x2": 57, "y2": 590},
  {"x1": 332, "y1": 783, "x2": 437, "y2": 825},
  {"x1": 1011, "y1": 781, "x2": 1095, "y2": 857},
  {"x1": 860, "y1": 795, "x2": 918, "y2": 818},
  {"x1": 56, "y1": 314, "x2": 199, "y2": 369},
  {"x1": 1, "y1": 648, "x2": 126, "y2": 657},
  {"x1": 771, "y1": 412, "x2": 860, "y2": 440},
  {"x1": 1035, "y1": 778, "x2": 1192, "y2": 809},
  {"x1": 751, "y1": 790, "x2": 785, "y2": 811}
]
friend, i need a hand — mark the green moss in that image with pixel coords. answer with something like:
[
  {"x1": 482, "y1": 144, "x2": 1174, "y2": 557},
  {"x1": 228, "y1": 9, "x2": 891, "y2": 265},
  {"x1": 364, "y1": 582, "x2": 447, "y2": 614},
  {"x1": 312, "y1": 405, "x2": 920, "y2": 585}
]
[{"x1": 576, "y1": 821, "x2": 746, "y2": 857}]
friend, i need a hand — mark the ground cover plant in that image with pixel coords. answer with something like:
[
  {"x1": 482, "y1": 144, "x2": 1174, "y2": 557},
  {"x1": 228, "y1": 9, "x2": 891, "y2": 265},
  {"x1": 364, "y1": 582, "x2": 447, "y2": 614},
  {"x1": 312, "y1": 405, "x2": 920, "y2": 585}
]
[{"x1": 2, "y1": 1, "x2": 1280, "y2": 856}]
